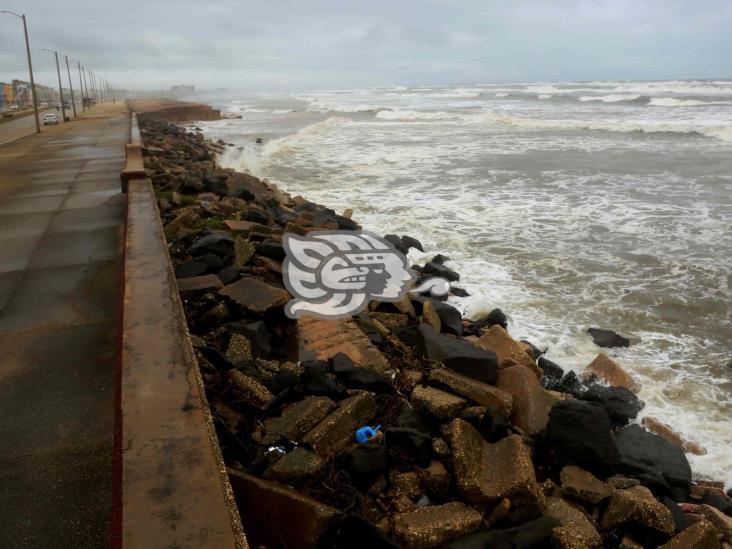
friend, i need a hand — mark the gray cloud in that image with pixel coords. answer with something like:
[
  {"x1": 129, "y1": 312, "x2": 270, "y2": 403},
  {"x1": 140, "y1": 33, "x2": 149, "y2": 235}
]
[{"x1": 1, "y1": 0, "x2": 731, "y2": 91}]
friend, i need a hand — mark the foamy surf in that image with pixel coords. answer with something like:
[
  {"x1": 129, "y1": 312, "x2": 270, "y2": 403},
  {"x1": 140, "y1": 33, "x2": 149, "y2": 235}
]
[{"x1": 199, "y1": 80, "x2": 732, "y2": 484}]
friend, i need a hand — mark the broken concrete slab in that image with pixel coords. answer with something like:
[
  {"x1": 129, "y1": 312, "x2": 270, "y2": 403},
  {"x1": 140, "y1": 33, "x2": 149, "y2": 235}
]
[
  {"x1": 228, "y1": 469, "x2": 341, "y2": 549},
  {"x1": 411, "y1": 385, "x2": 467, "y2": 420},
  {"x1": 264, "y1": 447, "x2": 326, "y2": 483},
  {"x1": 302, "y1": 392, "x2": 377, "y2": 455},
  {"x1": 228, "y1": 371, "x2": 273, "y2": 408},
  {"x1": 601, "y1": 486, "x2": 675, "y2": 538},
  {"x1": 428, "y1": 368, "x2": 513, "y2": 416},
  {"x1": 176, "y1": 273, "x2": 223, "y2": 293},
  {"x1": 472, "y1": 325, "x2": 539, "y2": 374},
  {"x1": 444, "y1": 418, "x2": 544, "y2": 516},
  {"x1": 560, "y1": 465, "x2": 610, "y2": 505},
  {"x1": 298, "y1": 315, "x2": 390, "y2": 373},
  {"x1": 544, "y1": 497, "x2": 602, "y2": 548},
  {"x1": 393, "y1": 502, "x2": 482, "y2": 549},
  {"x1": 495, "y1": 364, "x2": 560, "y2": 435},
  {"x1": 262, "y1": 396, "x2": 336, "y2": 445},
  {"x1": 225, "y1": 333, "x2": 252, "y2": 365},
  {"x1": 219, "y1": 276, "x2": 290, "y2": 313},
  {"x1": 233, "y1": 235, "x2": 255, "y2": 269},
  {"x1": 659, "y1": 520, "x2": 721, "y2": 549}
]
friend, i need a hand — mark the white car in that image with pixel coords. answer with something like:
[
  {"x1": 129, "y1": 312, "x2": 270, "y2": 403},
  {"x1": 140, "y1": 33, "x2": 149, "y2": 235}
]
[{"x1": 43, "y1": 113, "x2": 59, "y2": 125}]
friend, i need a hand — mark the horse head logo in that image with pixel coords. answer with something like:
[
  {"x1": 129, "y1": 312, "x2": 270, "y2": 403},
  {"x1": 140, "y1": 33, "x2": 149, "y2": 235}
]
[{"x1": 283, "y1": 231, "x2": 417, "y2": 319}]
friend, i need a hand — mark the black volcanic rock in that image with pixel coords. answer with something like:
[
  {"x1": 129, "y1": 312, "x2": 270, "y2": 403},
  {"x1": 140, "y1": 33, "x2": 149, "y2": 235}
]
[
  {"x1": 538, "y1": 357, "x2": 564, "y2": 390},
  {"x1": 384, "y1": 234, "x2": 408, "y2": 254},
  {"x1": 544, "y1": 399, "x2": 618, "y2": 478},
  {"x1": 614, "y1": 424, "x2": 691, "y2": 502},
  {"x1": 401, "y1": 235, "x2": 424, "y2": 252},
  {"x1": 345, "y1": 445, "x2": 390, "y2": 490},
  {"x1": 422, "y1": 261, "x2": 460, "y2": 282},
  {"x1": 385, "y1": 427, "x2": 432, "y2": 468},
  {"x1": 176, "y1": 259, "x2": 207, "y2": 278},
  {"x1": 477, "y1": 405, "x2": 509, "y2": 443},
  {"x1": 395, "y1": 324, "x2": 497, "y2": 384},
  {"x1": 580, "y1": 384, "x2": 644, "y2": 426},
  {"x1": 337, "y1": 367, "x2": 393, "y2": 395},
  {"x1": 187, "y1": 231, "x2": 234, "y2": 257},
  {"x1": 587, "y1": 327, "x2": 631, "y2": 348}
]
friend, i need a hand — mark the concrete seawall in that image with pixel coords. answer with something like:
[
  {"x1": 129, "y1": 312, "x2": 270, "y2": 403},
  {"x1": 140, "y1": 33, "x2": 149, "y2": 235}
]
[
  {"x1": 119, "y1": 107, "x2": 245, "y2": 548},
  {"x1": 131, "y1": 99, "x2": 221, "y2": 122}
]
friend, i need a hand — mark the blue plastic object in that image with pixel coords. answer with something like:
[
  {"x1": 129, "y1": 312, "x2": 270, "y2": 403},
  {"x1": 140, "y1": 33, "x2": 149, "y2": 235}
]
[{"x1": 355, "y1": 424, "x2": 382, "y2": 443}]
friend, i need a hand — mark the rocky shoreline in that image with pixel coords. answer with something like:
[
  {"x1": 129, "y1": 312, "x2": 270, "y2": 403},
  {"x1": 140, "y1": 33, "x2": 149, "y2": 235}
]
[{"x1": 140, "y1": 118, "x2": 732, "y2": 549}]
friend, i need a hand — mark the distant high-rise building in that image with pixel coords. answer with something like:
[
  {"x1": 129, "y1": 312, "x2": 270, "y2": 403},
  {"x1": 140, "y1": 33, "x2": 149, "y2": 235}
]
[{"x1": 171, "y1": 84, "x2": 195, "y2": 96}]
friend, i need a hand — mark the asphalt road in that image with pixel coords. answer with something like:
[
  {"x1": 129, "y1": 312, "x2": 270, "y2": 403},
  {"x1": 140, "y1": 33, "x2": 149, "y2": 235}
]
[{"x1": 0, "y1": 104, "x2": 82, "y2": 145}]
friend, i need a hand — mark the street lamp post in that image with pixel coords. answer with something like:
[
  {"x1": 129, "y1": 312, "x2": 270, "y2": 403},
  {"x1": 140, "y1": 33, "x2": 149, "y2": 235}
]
[
  {"x1": 42, "y1": 49, "x2": 66, "y2": 122},
  {"x1": 1, "y1": 11, "x2": 40, "y2": 133},
  {"x1": 64, "y1": 55, "x2": 77, "y2": 118},
  {"x1": 82, "y1": 66, "x2": 90, "y2": 108},
  {"x1": 76, "y1": 61, "x2": 85, "y2": 111}
]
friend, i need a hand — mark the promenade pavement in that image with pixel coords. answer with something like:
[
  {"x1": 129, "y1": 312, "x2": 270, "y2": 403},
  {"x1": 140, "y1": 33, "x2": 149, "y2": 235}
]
[{"x1": 0, "y1": 102, "x2": 129, "y2": 548}]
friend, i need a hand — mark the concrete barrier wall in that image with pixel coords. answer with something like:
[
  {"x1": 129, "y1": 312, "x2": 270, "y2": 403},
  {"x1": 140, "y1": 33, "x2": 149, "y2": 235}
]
[{"x1": 119, "y1": 111, "x2": 246, "y2": 548}]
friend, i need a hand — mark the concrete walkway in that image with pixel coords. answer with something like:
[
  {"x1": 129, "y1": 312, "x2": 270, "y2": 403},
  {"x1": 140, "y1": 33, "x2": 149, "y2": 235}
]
[{"x1": 0, "y1": 103, "x2": 129, "y2": 548}]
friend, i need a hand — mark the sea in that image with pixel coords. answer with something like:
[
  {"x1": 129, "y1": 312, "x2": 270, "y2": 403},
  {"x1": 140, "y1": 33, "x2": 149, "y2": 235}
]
[{"x1": 192, "y1": 81, "x2": 732, "y2": 486}]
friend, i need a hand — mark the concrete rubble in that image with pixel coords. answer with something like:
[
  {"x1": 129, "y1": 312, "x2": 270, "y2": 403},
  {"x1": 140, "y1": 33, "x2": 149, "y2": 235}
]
[{"x1": 139, "y1": 118, "x2": 732, "y2": 549}]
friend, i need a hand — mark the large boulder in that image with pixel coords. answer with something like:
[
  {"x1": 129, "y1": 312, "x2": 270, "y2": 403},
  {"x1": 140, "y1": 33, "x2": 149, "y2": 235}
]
[
  {"x1": 396, "y1": 324, "x2": 498, "y2": 384},
  {"x1": 582, "y1": 352, "x2": 641, "y2": 392},
  {"x1": 186, "y1": 230, "x2": 234, "y2": 257},
  {"x1": 495, "y1": 364, "x2": 562, "y2": 435},
  {"x1": 641, "y1": 416, "x2": 707, "y2": 456},
  {"x1": 587, "y1": 327, "x2": 631, "y2": 348},
  {"x1": 601, "y1": 485, "x2": 675, "y2": 541},
  {"x1": 472, "y1": 325, "x2": 539, "y2": 374},
  {"x1": 579, "y1": 383, "x2": 644, "y2": 426},
  {"x1": 413, "y1": 297, "x2": 463, "y2": 336},
  {"x1": 421, "y1": 261, "x2": 460, "y2": 282},
  {"x1": 444, "y1": 419, "x2": 544, "y2": 518},
  {"x1": 543, "y1": 400, "x2": 618, "y2": 478},
  {"x1": 614, "y1": 424, "x2": 692, "y2": 502}
]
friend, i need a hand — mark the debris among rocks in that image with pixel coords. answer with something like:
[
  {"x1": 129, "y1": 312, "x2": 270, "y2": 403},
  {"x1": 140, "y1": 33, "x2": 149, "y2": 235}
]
[{"x1": 139, "y1": 117, "x2": 721, "y2": 548}]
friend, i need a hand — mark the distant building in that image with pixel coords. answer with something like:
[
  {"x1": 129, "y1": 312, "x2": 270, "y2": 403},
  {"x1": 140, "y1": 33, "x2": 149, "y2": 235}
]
[
  {"x1": 171, "y1": 84, "x2": 195, "y2": 96},
  {"x1": 0, "y1": 82, "x2": 14, "y2": 109},
  {"x1": 4, "y1": 79, "x2": 57, "y2": 108}
]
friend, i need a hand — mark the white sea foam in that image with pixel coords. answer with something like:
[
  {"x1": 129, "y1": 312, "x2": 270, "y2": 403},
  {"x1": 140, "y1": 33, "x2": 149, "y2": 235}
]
[
  {"x1": 472, "y1": 111, "x2": 732, "y2": 142},
  {"x1": 538, "y1": 94, "x2": 552, "y2": 99},
  {"x1": 204, "y1": 81, "x2": 732, "y2": 483},
  {"x1": 375, "y1": 109, "x2": 458, "y2": 121},
  {"x1": 649, "y1": 97, "x2": 732, "y2": 107},
  {"x1": 578, "y1": 94, "x2": 643, "y2": 103}
]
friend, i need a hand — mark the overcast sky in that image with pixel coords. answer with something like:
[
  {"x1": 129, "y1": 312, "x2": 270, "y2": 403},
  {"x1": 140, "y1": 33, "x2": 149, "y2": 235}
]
[{"x1": 2, "y1": 0, "x2": 731, "y2": 91}]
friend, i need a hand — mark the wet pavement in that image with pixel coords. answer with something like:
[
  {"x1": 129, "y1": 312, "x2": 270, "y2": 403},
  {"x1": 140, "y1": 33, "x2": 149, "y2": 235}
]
[{"x1": 0, "y1": 104, "x2": 129, "y2": 548}]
